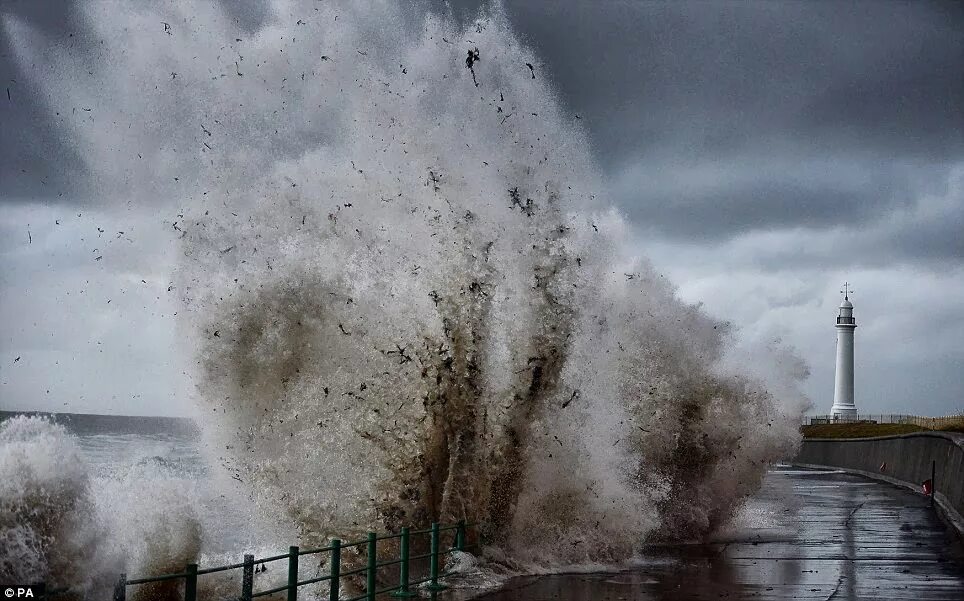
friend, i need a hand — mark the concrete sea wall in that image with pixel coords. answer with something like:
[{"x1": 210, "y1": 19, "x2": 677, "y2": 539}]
[{"x1": 794, "y1": 431, "x2": 964, "y2": 536}]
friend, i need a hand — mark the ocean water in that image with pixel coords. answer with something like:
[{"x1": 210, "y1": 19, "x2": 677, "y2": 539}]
[
  {"x1": 43, "y1": 414, "x2": 203, "y2": 478},
  {"x1": 0, "y1": 412, "x2": 280, "y2": 558}
]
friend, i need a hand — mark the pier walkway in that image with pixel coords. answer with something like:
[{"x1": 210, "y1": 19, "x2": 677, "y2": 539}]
[{"x1": 465, "y1": 466, "x2": 964, "y2": 600}]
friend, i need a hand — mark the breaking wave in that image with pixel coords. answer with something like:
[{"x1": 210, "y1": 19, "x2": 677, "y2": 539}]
[
  {"x1": 0, "y1": 416, "x2": 201, "y2": 598},
  {"x1": 2, "y1": 0, "x2": 808, "y2": 589}
]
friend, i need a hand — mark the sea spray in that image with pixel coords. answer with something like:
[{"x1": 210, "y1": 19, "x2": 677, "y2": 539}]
[
  {"x1": 3, "y1": 0, "x2": 807, "y2": 580},
  {"x1": 95, "y1": 462, "x2": 203, "y2": 600},
  {"x1": 169, "y1": 1, "x2": 804, "y2": 561},
  {"x1": 0, "y1": 416, "x2": 109, "y2": 589},
  {"x1": 0, "y1": 416, "x2": 203, "y2": 599}
]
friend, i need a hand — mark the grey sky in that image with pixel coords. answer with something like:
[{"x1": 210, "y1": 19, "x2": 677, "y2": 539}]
[{"x1": 1, "y1": 1, "x2": 962, "y2": 417}]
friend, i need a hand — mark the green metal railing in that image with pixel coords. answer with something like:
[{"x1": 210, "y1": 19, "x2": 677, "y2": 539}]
[{"x1": 44, "y1": 521, "x2": 469, "y2": 601}]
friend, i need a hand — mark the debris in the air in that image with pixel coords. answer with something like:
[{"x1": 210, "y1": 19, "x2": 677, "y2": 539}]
[
  {"x1": 508, "y1": 187, "x2": 521, "y2": 208},
  {"x1": 562, "y1": 389, "x2": 580, "y2": 408},
  {"x1": 427, "y1": 170, "x2": 441, "y2": 191},
  {"x1": 385, "y1": 344, "x2": 413, "y2": 364},
  {"x1": 507, "y1": 187, "x2": 535, "y2": 216},
  {"x1": 465, "y1": 47, "x2": 480, "y2": 87}
]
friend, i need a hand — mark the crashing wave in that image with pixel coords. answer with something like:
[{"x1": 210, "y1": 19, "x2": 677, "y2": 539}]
[{"x1": 3, "y1": 0, "x2": 807, "y2": 580}]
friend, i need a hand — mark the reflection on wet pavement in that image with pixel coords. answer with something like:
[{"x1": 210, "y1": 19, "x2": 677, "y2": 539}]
[{"x1": 461, "y1": 466, "x2": 964, "y2": 600}]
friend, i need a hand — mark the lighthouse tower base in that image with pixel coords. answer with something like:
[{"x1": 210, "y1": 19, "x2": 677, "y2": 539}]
[{"x1": 830, "y1": 404, "x2": 857, "y2": 420}]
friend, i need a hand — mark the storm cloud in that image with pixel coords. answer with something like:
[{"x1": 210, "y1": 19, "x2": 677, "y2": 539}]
[{"x1": 2, "y1": 0, "x2": 962, "y2": 416}]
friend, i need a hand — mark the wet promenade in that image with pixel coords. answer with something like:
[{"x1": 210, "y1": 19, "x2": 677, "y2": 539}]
[{"x1": 468, "y1": 466, "x2": 964, "y2": 600}]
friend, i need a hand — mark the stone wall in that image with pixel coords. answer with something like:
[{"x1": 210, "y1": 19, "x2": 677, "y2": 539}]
[{"x1": 794, "y1": 431, "x2": 964, "y2": 536}]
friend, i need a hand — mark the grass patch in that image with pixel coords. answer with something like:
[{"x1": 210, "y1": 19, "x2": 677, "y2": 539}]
[
  {"x1": 801, "y1": 423, "x2": 927, "y2": 439},
  {"x1": 936, "y1": 423, "x2": 964, "y2": 434}
]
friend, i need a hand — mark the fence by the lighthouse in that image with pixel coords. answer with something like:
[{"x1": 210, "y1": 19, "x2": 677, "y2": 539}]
[
  {"x1": 802, "y1": 413, "x2": 964, "y2": 429},
  {"x1": 43, "y1": 521, "x2": 469, "y2": 601}
]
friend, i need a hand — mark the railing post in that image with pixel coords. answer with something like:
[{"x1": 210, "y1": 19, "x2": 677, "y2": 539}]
[
  {"x1": 427, "y1": 522, "x2": 447, "y2": 591},
  {"x1": 287, "y1": 546, "x2": 299, "y2": 601},
  {"x1": 185, "y1": 564, "x2": 198, "y2": 601},
  {"x1": 366, "y1": 533, "x2": 377, "y2": 601},
  {"x1": 391, "y1": 527, "x2": 417, "y2": 597},
  {"x1": 455, "y1": 520, "x2": 466, "y2": 552},
  {"x1": 241, "y1": 554, "x2": 254, "y2": 601},
  {"x1": 931, "y1": 460, "x2": 936, "y2": 508},
  {"x1": 113, "y1": 573, "x2": 126, "y2": 601},
  {"x1": 329, "y1": 539, "x2": 341, "y2": 601}
]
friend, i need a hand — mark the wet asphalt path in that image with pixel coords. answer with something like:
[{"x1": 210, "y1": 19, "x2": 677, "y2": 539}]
[{"x1": 464, "y1": 466, "x2": 964, "y2": 600}]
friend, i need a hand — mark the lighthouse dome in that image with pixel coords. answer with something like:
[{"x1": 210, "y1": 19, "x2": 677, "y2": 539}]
[{"x1": 840, "y1": 298, "x2": 853, "y2": 309}]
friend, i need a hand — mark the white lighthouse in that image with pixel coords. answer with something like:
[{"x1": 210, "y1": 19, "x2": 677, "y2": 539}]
[{"x1": 830, "y1": 283, "x2": 857, "y2": 417}]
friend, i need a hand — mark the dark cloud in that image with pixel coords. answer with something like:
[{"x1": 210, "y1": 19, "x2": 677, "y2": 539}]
[
  {"x1": 614, "y1": 159, "x2": 954, "y2": 241},
  {"x1": 0, "y1": 2, "x2": 92, "y2": 200},
  {"x1": 679, "y1": 173, "x2": 964, "y2": 272},
  {"x1": 6, "y1": 1, "x2": 962, "y2": 205},
  {"x1": 3, "y1": 1, "x2": 961, "y2": 252},
  {"x1": 889, "y1": 214, "x2": 964, "y2": 264},
  {"x1": 437, "y1": 1, "x2": 964, "y2": 255},
  {"x1": 2, "y1": 0, "x2": 963, "y2": 416},
  {"x1": 463, "y1": 1, "x2": 963, "y2": 256},
  {"x1": 630, "y1": 181, "x2": 889, "y2": 240},
  {"x1": 489, "y1": 1, "x2": 964, "y2": 158}
]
